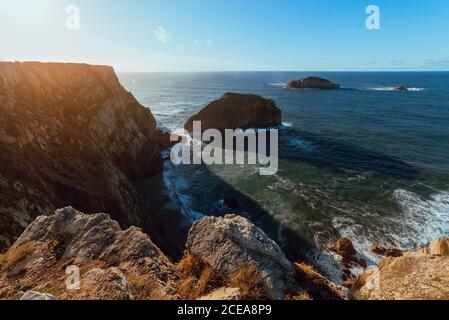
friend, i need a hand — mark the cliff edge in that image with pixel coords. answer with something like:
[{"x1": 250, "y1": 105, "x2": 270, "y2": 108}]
[{"x1": 0, "y1": 62, "x2": 166, "y2": 249}]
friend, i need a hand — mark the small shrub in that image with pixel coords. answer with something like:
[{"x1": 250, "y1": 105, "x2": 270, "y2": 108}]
[
  {"x1": 228, "y1": 265, "x2": 267, "y2": 300},
  {"x1": 0, "y1": 242, "x2": 36, "y2": 270},
  {"x1": 176, "y1": 251, "x2": 225, "y2": 299},
  {"x1": 286, "y1": 291, "x2": 313, "y2": 300}
]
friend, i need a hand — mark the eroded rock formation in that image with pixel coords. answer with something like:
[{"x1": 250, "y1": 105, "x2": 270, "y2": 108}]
[
  {"x1": 0, "y1": 207, "x2": 179, "y2": 300},
  {"x1": 287, "y1": 77, "x2": 340, "y2": 89},
  {"x1": 0, "y1": 62, "x2": 170, "y2": 249},
  {"x1": 186, "y1": 214, "x2": 298, "y2": 299},
  {"x1": 184, "y1": 92, "x2": 282, "y2": 132}
]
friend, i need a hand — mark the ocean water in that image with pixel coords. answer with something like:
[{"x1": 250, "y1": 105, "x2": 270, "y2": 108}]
[{"x1": 119, "y1": 72, "x2": 449, "y2": 277}]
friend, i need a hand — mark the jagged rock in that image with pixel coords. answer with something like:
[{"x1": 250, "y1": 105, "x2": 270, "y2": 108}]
[
  {"x1": 198, "y1": 287, "x2": 242, "y2": 300},
  {"x1": 294, "y1": 263, "x2": 352, "y2": 300},
  {"x1": 186, "y1": 214, "x2": 298, "y2": 299},
  {"x1": 330, "y1": 237, "x2": 358, "y2": 266},
  {"x1": 421, "y1": 238, "x2": 449, "y2": 256},
  {"x1": 157, "y1": 127, "x2": 181, "y2": 150},
  {"x1": 371, "y1": 246, "x2": 403, "y2": 258},
  {"x1": 20, "y1": 291, "x2": 58, "y2": 300},
  {"x1": 2, "y1": 207, "x2": 179, "y2": 300},
  {"x1": 352, "y1": 239, "x2": 449, "y2": 300},
  {"x1": 287, "y1": 77, "x2": 340, "y2": 89},
  {"x1": 330, "y1": 237, "x2": 367, "y2": 280},
  {"x1": 77, "y1": 268, "x2": 133, "y2": 300},
  {"x1": 0, "y1": 62, "x2": 170, "y2": 252},
  {"x1": 184, "y1": 93, "x2": 282, "y2": 132}
]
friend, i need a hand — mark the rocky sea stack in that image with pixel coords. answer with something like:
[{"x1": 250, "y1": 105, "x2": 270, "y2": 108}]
[
  {"x1": 287, "y1": 77, "x2": 340, "y2": 89},
  {"x1": 184, "y1": 92, "x2": 282, "y2": 132}
]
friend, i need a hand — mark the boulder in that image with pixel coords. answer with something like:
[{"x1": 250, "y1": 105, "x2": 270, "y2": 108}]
[
  {"x1": 185, "y1": 214, "x2": 298, "y2": 299},
  {"x1": 420, "y1": 238, "x2": 449, "y2": 256},
  {"x1": 1, "y1": 207, "x2": 179, "y2": 300},
  {"x1": 330, "y1": 237, "x2": 366, "y2": 280},
  {"x1": 287, "y1": 77, "x2": 340, "y2": 89},
  {"x1": 330, "y1": 237, "x2": 357, "y2": 266},
  {"x1": 371, "y1": 246, "x2": 403, "y2": 258},
  {"x1": 184, "y1": 93, "x2": 282, "y2": 132}
]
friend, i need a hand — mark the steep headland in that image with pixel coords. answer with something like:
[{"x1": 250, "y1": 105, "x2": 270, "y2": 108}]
[{"x1": 0, "y1": 62, "x2": 180, "y2": 254}]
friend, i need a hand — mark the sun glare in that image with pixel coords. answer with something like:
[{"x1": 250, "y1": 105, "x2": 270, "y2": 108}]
[{"x1": 0, "y1": 0, "x2": 53, "y2": 21}]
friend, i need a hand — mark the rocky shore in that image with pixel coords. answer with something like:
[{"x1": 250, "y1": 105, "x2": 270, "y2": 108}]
[{"x1": 0, "y1": 62, "x2": 447, "y2": 300}]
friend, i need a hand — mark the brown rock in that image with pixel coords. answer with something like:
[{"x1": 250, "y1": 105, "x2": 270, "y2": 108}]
[
  {"x1": 184, "y1": 93, "x2": 282, "y2": 132},
  {"x1": 330, "y1": 237, "x2": 357, "y2": 265},
  {"x1": 352, "y1": 239, "x2": 449, "y2": 300},
  {"x1": 1, "y1": 207, "x2": 179, "y2": 300},
  {"x1": 0, "y1": 62, "x2": 167, "y2": 248},
  {"x1": 371, "y1": 246, "x2": 403, "y2": 258},
  {"x1": 428, "y1": 238, "x2": 449, "y2": 256}
]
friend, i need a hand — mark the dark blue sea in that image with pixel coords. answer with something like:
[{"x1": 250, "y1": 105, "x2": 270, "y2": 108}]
[{"x1": 119, "y1": 72, "x2": 449, "y2": 278}]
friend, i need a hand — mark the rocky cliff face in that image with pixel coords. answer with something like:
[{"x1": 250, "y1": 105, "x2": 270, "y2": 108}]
[
  {"x1": 351, "y1": 239, "x2": 449, "y2": 300},
  {"x1": 0, "y1": 62, "x2": 166, "y2": 248},
  {"x1": 184, "y1": 93, "x2": 282, "y2": 132}
]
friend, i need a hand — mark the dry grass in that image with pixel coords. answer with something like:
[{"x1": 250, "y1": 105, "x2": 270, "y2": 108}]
[
  {"x1": 285, "y1": 291, "x2": 313, "y2": 300},
  {"x1": 0, "y1": 241, "x2": 37, "y2": 271},
  {"x1": 294, "y1": 263, "x2": 344, "y2": 300},
  {"x1": 127, "y1": 272, "x2": 167, "y2": 300},
  {"x1": 228, "y1": 265, "x2": 267, "y2": 300},
  {"x1": 176, "y1": 251, "x2": 225, "y2": 300}
]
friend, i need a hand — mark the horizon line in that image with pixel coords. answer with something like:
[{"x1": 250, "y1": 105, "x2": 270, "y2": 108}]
[{"x1": 117, "y1": 69, "x2": 449, "y2": 73}]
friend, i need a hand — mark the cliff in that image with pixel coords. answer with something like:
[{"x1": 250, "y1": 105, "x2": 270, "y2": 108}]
[{"x1": 0, "y1": 62, "x2": 167, "y2": 249}]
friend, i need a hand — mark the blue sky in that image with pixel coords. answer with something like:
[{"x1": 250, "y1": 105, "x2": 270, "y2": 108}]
[{"x1": 1, "y1": 0, "x2": 448, "y2": 71}]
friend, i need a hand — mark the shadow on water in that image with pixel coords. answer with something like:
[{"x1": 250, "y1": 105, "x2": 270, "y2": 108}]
[
  {"x1": 220, "y1": 126, "x2": 419, "y2": 180},
  {"x1": 278, "y1": 127, "x2": 419, "y2": 180},
  {"x1": 135, "y1": 159, "x2": 318, "y2": 265}
]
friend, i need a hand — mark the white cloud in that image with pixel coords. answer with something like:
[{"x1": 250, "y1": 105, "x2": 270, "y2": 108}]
[
  {"x1": 206, "y1": 39, "x2": 212, "y2": 45},
  {"x1": 154, "y1": 26, "x2": 172, "y2": 44}
]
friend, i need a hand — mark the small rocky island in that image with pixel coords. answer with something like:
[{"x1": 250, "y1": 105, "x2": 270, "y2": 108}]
[
  {"x1": 185, "y1": 92, "x2": 282, "y2": 132},
  {"x1": 287, "y1": 76, "x2": 340, "y2": 89},
  {"x1": 394, "y1": 86, "x2": 409, "y2": 92}
]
